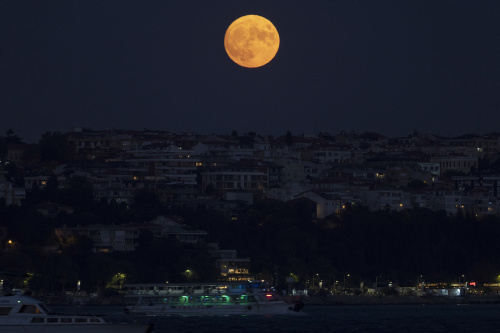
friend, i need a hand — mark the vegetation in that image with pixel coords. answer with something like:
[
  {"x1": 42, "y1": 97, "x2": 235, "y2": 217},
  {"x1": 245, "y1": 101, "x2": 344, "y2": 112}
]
[{"x1": 1, "y1": 180, "x2": 500, "y2": 295}]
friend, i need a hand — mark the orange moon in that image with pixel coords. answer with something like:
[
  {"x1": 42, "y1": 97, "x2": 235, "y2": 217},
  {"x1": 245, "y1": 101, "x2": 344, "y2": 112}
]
[{"x1": 224, "y1": 15, "x2": 280, "y2": 68}]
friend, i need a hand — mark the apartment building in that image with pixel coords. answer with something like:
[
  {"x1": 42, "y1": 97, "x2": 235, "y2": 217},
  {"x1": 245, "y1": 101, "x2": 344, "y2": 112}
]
[
  {"x1": 200, "y1": 160, "x2": 270, "y2": 195},
  {"x1": 0, "y1": 180, "x2": 25, "y2": 206},
  {"x1": 362, "y1": 188, "x2": 405, "y2": 211},
  {"x1": 208, "y1": 244, "x2": 252, "y2": 282},
  {"x1": 294, "y1": 190, "x2": 353, "y2": 219},
  {"x1": 56, "y1": 224, "x2": 141, "y2": 253},
  {"x1": 430, "y1": 156, "x2": 478, "y2": 176}
]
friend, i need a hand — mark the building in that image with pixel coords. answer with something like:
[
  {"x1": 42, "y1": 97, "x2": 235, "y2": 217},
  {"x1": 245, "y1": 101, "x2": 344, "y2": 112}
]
[
  {"x1": 294, "y1": 190, "x2": 350, "y2": 219},
  {"x1": 55, "y1": 224, "x2": 140, "y2": 253},
  {"x1": 362, "y1": 188, "x2": 405, "y2": 211},
  {"x1": 0, "y1": 180, "x2": 25, "y2": 206},
  {"x1": 149, "y1": 216, "x2": 207, "y2": 244},
  {"x1": 208, "y1": 244, "x2": 252, "y2": 281},
  {"x1": 200, "y1": 160, "x2": 269, "y2": 197},
  {"x1": 430, "y1": 156, "x2": 478, "y2": 176}
]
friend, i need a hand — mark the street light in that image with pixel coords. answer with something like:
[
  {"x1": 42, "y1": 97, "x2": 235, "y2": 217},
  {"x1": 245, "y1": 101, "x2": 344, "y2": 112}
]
[
  {"x1": 343, "y1": 274, "x2": 350, "y2": 294},
  {"x1": 5, "y1": 240, "x2": 14, "y2": 252},
  {"x1": 459, "y1": 274, "x2": 465, "y2": 287}
]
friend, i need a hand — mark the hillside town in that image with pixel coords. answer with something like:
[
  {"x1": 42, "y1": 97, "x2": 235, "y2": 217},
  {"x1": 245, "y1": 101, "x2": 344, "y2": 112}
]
[
  {"x1": 2, "y1": 128, "x2": 500, "y2": 299},
  {"x1": 3, "y1": 128, "x2": 500, "y2": 217}
]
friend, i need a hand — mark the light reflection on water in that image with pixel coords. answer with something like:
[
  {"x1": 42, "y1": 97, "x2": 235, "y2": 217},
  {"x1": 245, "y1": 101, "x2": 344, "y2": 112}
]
[{"x1": 52, "y1": 304, "x2": 500, "y2": 332}]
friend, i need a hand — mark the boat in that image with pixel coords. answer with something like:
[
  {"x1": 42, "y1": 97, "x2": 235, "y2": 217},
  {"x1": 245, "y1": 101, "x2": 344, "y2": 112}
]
[
  {"x1": 123, "y1": 280, "x2": 305, "y2": 315},
  {"x1": 0, "y1": 292, "x2": 154, "y2": 333}
]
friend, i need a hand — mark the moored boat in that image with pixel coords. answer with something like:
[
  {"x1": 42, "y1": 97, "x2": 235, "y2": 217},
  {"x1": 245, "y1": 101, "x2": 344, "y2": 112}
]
[
  {"x1": 123, "y1": 280, "x2": 304, "y2": 315},
  {"x1": 0, "y1": 293, "x2": 153, "y2": 333}
]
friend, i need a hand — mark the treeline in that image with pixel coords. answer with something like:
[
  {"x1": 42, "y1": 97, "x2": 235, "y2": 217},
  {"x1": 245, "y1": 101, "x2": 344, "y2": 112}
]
[
  {"x1": 1, "y1": 180, "x2": 500, "y2": 294},
  {"x1": 222, "y1": 200, "x2": 500, "y2": 289}
]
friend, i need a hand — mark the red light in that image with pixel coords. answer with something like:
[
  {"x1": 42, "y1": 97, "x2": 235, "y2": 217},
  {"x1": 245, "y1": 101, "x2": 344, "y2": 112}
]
[
  {"x1": 470, "y1": 282, "x2": 476, "y2": 286},
  {"x1": 266, "y1": 294, "x2": 273, "y2": 297}
]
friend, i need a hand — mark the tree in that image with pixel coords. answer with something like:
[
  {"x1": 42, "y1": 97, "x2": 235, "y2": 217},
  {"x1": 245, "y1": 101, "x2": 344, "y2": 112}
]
[
  {"x1": 43, "y1": 174, "x2": 61, "y2": 202},
  {"x1": 30, "y1": 254, "x2": 79, "y2": 293},
  {"x1": 285, "y1": 131, "x2": 293, "y2": 146},
  {"x1": 407, "y1": 180, "x2": 426, "y2": 189},
  {"x1": 4, "y1": 128, "x2": 23, "y2": 144},
  {"x1": 83, "y1": 254, "x2": 122, "y2": 293},
  {"x1": 39, "y1": 131, "x2": 69, "y2": 162},
  {"x1": 133, "y1": 189, "x2": 164, "y2": 221},
  {"x1": 0, "y1": 128, "x2": 23, "y2": 156},
  {"x1": 65, "y1": 175, "x2": 94, "y2": 209},
  {"x1": 25, "y1": 182, "x2": 42, "y2": 206}
]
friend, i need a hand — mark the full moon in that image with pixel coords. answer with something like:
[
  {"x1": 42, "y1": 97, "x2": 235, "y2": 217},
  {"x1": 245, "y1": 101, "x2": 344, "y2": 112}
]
[{"x1": 224, "y1": 15, "x2": 280, "y2": 68}]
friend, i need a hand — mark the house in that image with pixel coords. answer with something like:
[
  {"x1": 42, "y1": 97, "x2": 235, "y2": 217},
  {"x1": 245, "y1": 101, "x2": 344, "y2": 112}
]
[
  {"x1": 35, "y1": 202, "x2": 74, "y2": 217},
  {"x1": 208, "y1": 243, "x2": 252, "y2": 282},
  {"x1": 362, "y1": 187, "x2": 405, "y2": 211},
  {"x1": 430, "y1": 189, "x2": 465, "y2": 215},
  {"x1": 200, "y1": 160, "x2": 270, "y2": 196},
  {"x1": 150, "y1": 216, "x2": 207, "y2": 244},
  {"x1": 294, "y1": 190, "x2": 346, "y2": 219},
  {"x1": 24, "y1": 175, "x2": 66, "y2": 191},
  {"x1": 55, "y1": 224, "x2": 140, "y2": 253},
  {"x1": 0, "y1": 180, "x2": 25, "y2": 206},
  {"x1": 6, "y1": 144, "x2": 36, "y2": 165},
  {"x1": 430, "y1": 155, "x2": 478, "y2": 176}
]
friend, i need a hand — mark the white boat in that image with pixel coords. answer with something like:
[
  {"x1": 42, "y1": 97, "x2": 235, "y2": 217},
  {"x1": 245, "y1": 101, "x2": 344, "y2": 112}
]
[
  {"x1": 0, "y1": 293, "x2": 153, "y2": 333},
  {"x1": 123, "y1": 281, "x2": 304, "y2": 315}
]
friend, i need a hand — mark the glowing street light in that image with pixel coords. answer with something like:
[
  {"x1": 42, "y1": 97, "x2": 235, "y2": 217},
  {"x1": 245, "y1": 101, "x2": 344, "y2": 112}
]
[{"x1": 343, "y1": 274, "x2": 350, "y2": 293}]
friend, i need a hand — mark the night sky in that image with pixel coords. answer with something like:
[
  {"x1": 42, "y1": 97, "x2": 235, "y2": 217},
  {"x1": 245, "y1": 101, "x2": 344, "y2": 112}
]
[{"x1": 2, "y1": 0, "x2": 499, "y2": 143}]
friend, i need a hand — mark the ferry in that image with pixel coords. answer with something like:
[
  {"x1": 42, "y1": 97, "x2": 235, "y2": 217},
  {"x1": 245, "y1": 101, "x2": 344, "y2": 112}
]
[
  {"x1": 0, "y1": 292, "x2": 154, "y2": 333},
  {"x1": 123, "y1": 280, "x2": 304, "y2": 315}
]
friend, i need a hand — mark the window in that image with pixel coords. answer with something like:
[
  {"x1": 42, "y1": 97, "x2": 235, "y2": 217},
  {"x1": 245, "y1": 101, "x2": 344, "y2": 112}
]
[
  {"x1": 30, "y1": 318, "x2": 44, "y2": 323},
  {"x1": 19, "y1": 305, "x2": 39, "y2": 314},
  {"x1": 0, "y1": 307, "x2": 12, "y2": 316}
]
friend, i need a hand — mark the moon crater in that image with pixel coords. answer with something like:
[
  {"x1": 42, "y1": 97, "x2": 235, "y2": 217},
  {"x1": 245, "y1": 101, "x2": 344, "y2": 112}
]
[{"x1": 224, "y1": 15, "x2": 280, "y2": 68}]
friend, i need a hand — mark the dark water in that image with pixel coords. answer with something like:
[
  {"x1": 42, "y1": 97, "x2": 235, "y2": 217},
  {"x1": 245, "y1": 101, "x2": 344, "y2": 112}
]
[{"x1": 52, "y1": 304, "x2": 500, "y2": 332}]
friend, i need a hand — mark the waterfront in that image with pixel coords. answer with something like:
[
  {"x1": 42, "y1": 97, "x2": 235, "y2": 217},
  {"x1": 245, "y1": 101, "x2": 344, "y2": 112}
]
[{"x1": 52, "y1": 303, "x2": 500, "y2": 332}]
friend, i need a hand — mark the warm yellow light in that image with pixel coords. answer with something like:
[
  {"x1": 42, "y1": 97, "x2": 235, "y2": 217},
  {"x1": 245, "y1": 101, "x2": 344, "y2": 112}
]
[{"x1": 224, "y1": 15, "x2": 279, "y2": 68}]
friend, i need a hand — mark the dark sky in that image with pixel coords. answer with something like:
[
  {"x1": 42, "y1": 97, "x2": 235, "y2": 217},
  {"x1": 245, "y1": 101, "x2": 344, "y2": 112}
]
[{"x1": 2, "y1": 0, "x2": 499, "y2": 143}]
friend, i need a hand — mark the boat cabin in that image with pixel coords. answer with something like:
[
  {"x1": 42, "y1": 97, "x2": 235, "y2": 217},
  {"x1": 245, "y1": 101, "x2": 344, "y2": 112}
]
[{"x1": 0, "y1": 295, "x2": 106, "y2": 325}]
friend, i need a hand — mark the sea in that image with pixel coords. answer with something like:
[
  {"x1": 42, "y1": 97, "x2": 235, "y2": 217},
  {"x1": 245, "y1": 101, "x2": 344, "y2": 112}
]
[{"x1": 52, "y1": 303, "x2": 500, "y2": 332}]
